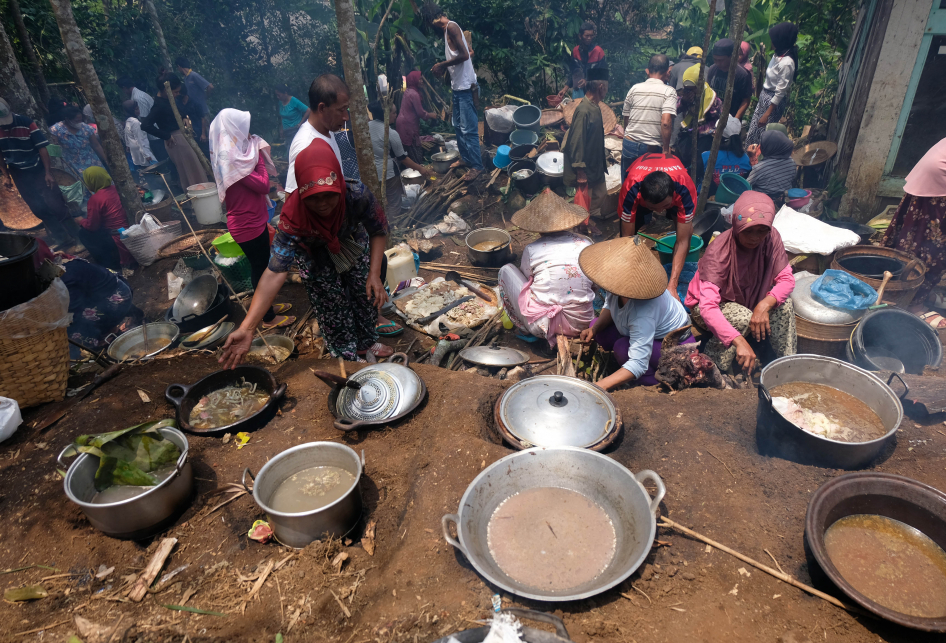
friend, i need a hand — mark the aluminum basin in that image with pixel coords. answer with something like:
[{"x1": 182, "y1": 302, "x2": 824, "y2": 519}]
[
  {"x1": 443, "y1": 447, "x2": 665, "y2": 601},
  {"x1": 246, "y1": 442, "x2": 363, "y2": 548}
]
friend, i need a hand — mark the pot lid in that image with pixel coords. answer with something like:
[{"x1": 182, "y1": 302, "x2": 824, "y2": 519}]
[
  {"x1": 790, "y1": 274, "x2": 865, "y2": 325},
  {"x1": 460, "y1": 345, "x2": 529, "y2": 367},
  {"x1": 536, "y1": 152, "x2": 564, "y2": 177},
  {"x1": 498, "y1": 375, "x2": 617, "y2": 448},
  {"x1": 337, "y1": 370, "x2": 402, "y2": 421}
]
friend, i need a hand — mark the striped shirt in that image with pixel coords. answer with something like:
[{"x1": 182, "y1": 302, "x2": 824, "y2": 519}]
[
  {"x1": 0, "y1": 115, "x2": 48, "y2": 171},
  {"x1": 622, "y1": 79, "x2": 677, "y2": 147},
  {"x1": 747, "y1": 158, "x2": 796, "y2": 199}
]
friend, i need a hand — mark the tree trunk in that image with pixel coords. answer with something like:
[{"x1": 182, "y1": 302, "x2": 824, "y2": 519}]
[
  {"x1": 689, "y1": 0, "x2": 716, "y2": 183},
  {"x1": 256, "y1": 0, "x2": 273, "y2": 76},
  {"x1": 333, "y1": 0, "x2": 382, "y2": 199},
  {"x1": 278, "y1": 7, "x2": 299, "y2": 68},
  {"x1": 0, "y1": 22, "x2": 38, "y2": 119},
  {"x1": 696, "y1": 0, "x2": 751, "y2": 217},
  {"x1": 9, "y1": 0, "x2": 50, "y2": 106},
  {"x1": 48, "y1": 0, "x2": 144, "y2": 219},
  {"x1": 143, "y1": 0, "x2": 171, "y2": 71}
]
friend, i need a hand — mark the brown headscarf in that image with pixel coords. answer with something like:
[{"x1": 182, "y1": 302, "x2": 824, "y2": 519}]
[{"x1": 697, "y1": 191, "x2": 788, "y2": 308}]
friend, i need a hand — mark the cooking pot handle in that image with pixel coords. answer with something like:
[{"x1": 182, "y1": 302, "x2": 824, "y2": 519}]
[
  {"x1": 388, "y1": 352, "x2": 410, "y2": 366},
  {"x1": 164, "y1": 383, "x2": 190, "y2": 408},
  {"x1": 103, "y1": 332, "x2": 118, "y2": 345},
  {"x1": 334, "y1": 417, "x2": 367, "y2": 432},
  {"x1": 501, "y1": 609, "x2": 569, "y2": 640},
  {"x1": 57, "y1": 443, "x2": 78, "y2": 471},
  {"x1": 272, "y1": 383, "x2": 288, "y2": 400},
  {"x1": 312, "y1": 370, "x2": 350, "y2": 388},
  {"x1": 634, "y1": 470, "x2": 666, "y2": 515},
  {"x1": 886, "y1": 372, "x2": 909, "y2": 398},
  {"x1": 242, "y1": 467, "x2": 255, "y2": 493},
  {"x1": 757, "y1": 383, "x2": 772, "y2": 404},
  {"x1": 441, "y1": 513, "x2": 467, "y2": 555}
]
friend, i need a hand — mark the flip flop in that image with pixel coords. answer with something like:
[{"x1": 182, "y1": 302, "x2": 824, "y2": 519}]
[
  {"x1": 273, "y1": 303, "x2": 293, "y2": 315},
  {"x1": 260, "y1": 315, "x2": 296, "y2": 330},
  {"x1": 358, "y1": 342, "x2": 394, "y2": 358},
  {"x1": 919, "y1": 311, "x2": 946, "y2": 330},
  {"x1": 376, "y1": 321, "x2": 404, "y2": 337}
]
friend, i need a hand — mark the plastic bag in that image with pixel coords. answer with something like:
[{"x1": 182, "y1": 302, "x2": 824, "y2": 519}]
[
  {"x1": 811, "y1": 269, "x2": 878, "y2": 310},
  {"x1": 485, "y1": 105, "x2": 519, "y2": 134},
  {"x1": 772, "y1": 205, "x2": 860, "y2": 255},
  {"x1": 0, "y1": 397, "x2": 22, "y2": 444}
]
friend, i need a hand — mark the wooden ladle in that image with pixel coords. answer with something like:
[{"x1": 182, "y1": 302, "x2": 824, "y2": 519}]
[{"x1": 875, "y1": 270, "x2": 893, "y2": 306}]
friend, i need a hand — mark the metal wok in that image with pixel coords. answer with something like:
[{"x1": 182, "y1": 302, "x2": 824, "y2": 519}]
[{"x1": 313, "y1": 353, "x2": 427, "y2": 431}]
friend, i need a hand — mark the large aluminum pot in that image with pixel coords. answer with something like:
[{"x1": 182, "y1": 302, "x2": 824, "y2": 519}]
[
  {"x1": 465, "y1": 227, "x2": 512, "y2": 267},
  {"x1": 442, "y1": 447, "x2": 665, "y2": 601},
  {"x1": 757, "y1": 354, "x2": 903, "y2": 469},
  {"x1": 244, "y1": 442, "x2": 363, "y2": 548},
  {"x1": 59, "y1": 427, "x2": 193, "y2": 539}
]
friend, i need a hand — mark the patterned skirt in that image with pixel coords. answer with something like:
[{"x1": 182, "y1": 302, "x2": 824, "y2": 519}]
[
  {"x1": 882, "y1": 194, "x2": 946, "y2": 303},
  {"x1": 746, "y1": 88, "x2": 786, "y2": 146}
]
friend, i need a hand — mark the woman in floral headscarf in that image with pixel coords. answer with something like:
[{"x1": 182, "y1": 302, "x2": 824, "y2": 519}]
[
  {"x1": 685, "y1": 191, "x2": 796, "y2": 374},
  {"x1": 219, "y1": 139, "x2": 394, "y2": 367}
]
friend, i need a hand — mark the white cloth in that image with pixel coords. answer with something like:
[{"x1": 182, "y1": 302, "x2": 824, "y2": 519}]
[
  {"x1": 285, "y1": 120, "x2": 344, "y2": 193},
  {"x1": 445, "y1": 21, "x2": 476, "y2": 91},
  {"x1": 721, "y1": 114, "x2": 742, "y2": 138},
  {"x1": 622, "y1": 78, "x2": 677, "y2": 147},
  {"x1": 124, "y1": 117, "x2": 155, "y2": 167},
  {"x1": 499, "y1": 232, "x2": 595, "y2": 340},
  {"x1": 761, "y1": 55, "x2": 795, "y2": 105},
  {"x1": 604, "y1": 290, "x2": 690, "y2": 377},
  {"x1": 772, "y1": 204, "x2": 860, "y2": 254},
  {"x1": 208, "y1": 108, "x2": 274, "y2": 202}
]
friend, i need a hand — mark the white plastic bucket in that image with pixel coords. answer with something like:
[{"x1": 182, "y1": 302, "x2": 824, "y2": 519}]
[
  {"x1": 186, "y1": 183, "x2": 224, "y2": 225},
  {"x1": 383, "y1": 243, "x2": 417, "y2": 289}
]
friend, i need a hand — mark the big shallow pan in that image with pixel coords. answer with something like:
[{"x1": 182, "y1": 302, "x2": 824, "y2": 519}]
[
  {"x1": 107, "y1": 322, "x2": 180, "y2": 362},
  {"x1": 805, "y1": 472, "x2": 946, "y2": 631},
  {"x1": 165, "y1": 365, "x2": 287, "y2": 436},
  {"x1": 757, "y1": 355, "x2": 903, "y2": 469},
  {"x1": 59, "y1": 426, "x2": 193, "y2": 539},
  {"x1": 442, "y1": 447, "x2": 665, "y2": 601}
]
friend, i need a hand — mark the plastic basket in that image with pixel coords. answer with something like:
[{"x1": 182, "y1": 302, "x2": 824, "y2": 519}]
[
  {"x1": 122, "y1": 217, "x2": 183, "y2": 267},
  {"x1": 212, "y1": 232, "x2": 244, "y2": 258},
  {"x1": 214, "y1": 254, "x2": 253, "y2": 293}
]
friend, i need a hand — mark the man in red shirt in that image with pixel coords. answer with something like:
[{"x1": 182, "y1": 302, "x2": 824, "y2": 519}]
[{"x1": 618, "y1": 153, "x2": 696, "y2": 301}]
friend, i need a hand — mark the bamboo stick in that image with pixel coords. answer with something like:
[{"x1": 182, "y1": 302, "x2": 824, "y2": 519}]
[
  {"x1": 657, "y1": 517, "x2": 872, "y2": 618},
  {"x1": 421, "y1": 262, "x2": 499, "y2": 271}
]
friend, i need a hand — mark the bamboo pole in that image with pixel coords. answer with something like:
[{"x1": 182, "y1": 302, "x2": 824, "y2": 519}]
[
  {"x1": 689, "y1": 0, "x2": 717, "y2": 183},
  {"x1": 696, "y1": 0, "x2": 751, "y2": 215},
  {"x1": 163, "y1": 80, "x2": 213, "y2": 178},
  {"x1": 658, "y1": 517, "x2": 872, "y2": 618}
]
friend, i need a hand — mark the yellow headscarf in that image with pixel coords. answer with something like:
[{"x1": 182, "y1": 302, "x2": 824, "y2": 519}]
[
  {"x1": 680, "y1": 64, "x2": 717, "y2": 129},
  {"x1": 83, "y1": 166, "x2": 112, "y2": 193}
]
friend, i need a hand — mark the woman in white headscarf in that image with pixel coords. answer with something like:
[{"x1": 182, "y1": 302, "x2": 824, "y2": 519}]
[{"x1": 209, "y1": 108, "x2": 294, "y2": 329}]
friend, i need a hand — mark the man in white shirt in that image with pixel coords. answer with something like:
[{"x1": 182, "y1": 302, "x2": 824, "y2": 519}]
[
  {"x1": 621, "y1": 54, "x2": 676, "y2": 178},
  {"x1": 285, "y1": 74, "x2": 349, "y2": 193}
]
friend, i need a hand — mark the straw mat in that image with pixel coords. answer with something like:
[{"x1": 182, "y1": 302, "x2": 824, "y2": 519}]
[
  {"x1": 511, "y1": 188, "x2": 589, "y2": 233},
  {"x1": 562, "y1": 99, "x2": 618, "y2": 134},
  {"x1": 579, "y1": 236, "x2": 668, "y2": 300}
]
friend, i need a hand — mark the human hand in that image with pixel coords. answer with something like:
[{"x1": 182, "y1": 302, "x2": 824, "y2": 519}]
[
  {"x1": 44, "y1": 172, "x2": 56, "y2": 190},
  {"x1": 666, "y1": 284, "x2": 681, "y2": 302},
  {"x1": 558, "y1": 86, "x2": 568, "y2": 98},
  {"x1": 366, "y1": 274, "x2": 387, "y2": 312},
  {"x1": 577, "y1": 79, "x2": 587, "y2": 89},
  {"x1": 733, "y1": 337, "x2": 757, "y2": 374},
  {"x1": 219, "y1": 328, "x2": 253, "y2": 370},
  {"x1": 579, "y1": 327, "x2": 595, "y2": 343},
  {"x1": 750, "y1": 302, "x2": 772, "y2": 341},
  {"x1": 431, "y1": 62, "x2": 444, "y2": 77},
  {"x1": 758, "y1": 113, "x2": 769, "y2": 126}
]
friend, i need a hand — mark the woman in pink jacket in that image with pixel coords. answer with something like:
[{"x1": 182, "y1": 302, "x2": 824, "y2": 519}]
[
  {"x1": 209, "y1": 109, "x2": 294, "y2": 329},
  {"x1": 685, "y1": 191, "x2": 796, "y2": 374}
]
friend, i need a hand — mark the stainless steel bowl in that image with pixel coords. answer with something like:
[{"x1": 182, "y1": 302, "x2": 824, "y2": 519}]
[
  {"x1": 248, "y1": 335, "x2": 296, "y2": 363},
  {"x1": 172, "y1": 274, "x2": 218, "y2": 320},
  {"x1": 443, "y1": 447, "x2": 665, "y2": 601},
  {"x1": 465, "y1": 228, "x2": 512, "y2": 267},
  {"x1": 59, "y1": 427, "x2": 193, "y2": 539},
  {"x1": 244, "y1": 441, "x2": 363, "y2": 548},
  {"x1": 107, "y1": 322, "x2": 180, "y2": 362}
]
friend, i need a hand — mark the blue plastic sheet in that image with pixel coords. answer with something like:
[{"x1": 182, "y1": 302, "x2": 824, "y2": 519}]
[{"x1": 811, "y1": 269, "x2": 878, "y2": 310}]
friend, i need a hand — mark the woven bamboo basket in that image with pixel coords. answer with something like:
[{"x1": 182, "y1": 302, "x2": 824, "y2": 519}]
[
  {"x1": 0, "y1": 280, "x2": 71, "y2": 408},
  {"x1": 795, "y1": 315, "x2": 857, "y2": 359},
  {"x1": 831, "y1": 246, "x2": 926, "y2": 307}
]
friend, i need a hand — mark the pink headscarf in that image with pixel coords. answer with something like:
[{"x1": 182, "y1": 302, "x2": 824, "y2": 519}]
[{"x1": 697, "y1": 191, "x2": 788, "y2": 309}]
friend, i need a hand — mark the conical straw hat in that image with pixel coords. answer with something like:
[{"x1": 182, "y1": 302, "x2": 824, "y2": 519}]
[
  {"x1": 511, "y1": 188, "x2": 589, "y2": 233},
  {"x1": 579, "y1": 235, "x2": 668, "y2": 300},
  {"x1": 562, "y1": 99, "x2": 618, "y2": 134}
]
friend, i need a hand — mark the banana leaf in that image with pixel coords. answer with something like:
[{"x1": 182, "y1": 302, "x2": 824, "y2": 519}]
[{"x1": 62, "y1": 419, "x2": 181, "y2": 492}]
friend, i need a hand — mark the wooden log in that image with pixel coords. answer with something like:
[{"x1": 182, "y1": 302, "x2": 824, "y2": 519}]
[{"x1": 128, "y1": 538, "x2": 177, "y2": 602}]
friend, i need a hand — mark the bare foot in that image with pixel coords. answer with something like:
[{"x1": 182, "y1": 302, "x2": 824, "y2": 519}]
[
  {"x1": 461, "y1": 169, "x2": 482, "y2": 182},
  {"x1": 449, "y1": 160, "x2": 468, "y2": 170}
]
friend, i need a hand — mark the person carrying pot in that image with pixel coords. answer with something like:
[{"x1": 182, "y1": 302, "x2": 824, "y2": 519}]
[
  {"x1": 577, "y1": 235, "x2": 693, "y2": 391},
  {"x1": 219, "y1": 138, "x2": 394, "y2": 367},
  {"x1": 498, "y1": 189, "x2": 595, "y2": 345},
  {"x1": 685, "y1": 191, "x2": 796, "y2": 375}
]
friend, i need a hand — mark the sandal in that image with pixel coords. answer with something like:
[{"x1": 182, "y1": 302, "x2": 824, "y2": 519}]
[
  {"x1": 376, "y1": 320, "x2": 404, "y2": 337},
  {"x1": 273, "y1": 303, "x2": 293, "y2": 315},
  {"x1": 358, "y1": 342, "x2": 394, "y2": 359},
  {"x1": 919, "y1": 311, "x2": 946, "y2": 330},
  {"x1": 260, "y1": 315, "x2": 296, "y2": 330}
]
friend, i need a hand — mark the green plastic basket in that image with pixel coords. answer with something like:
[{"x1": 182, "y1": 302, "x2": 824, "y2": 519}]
[{"x1": 214, "y1": 254, "x2": 253, "y2": 293}]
